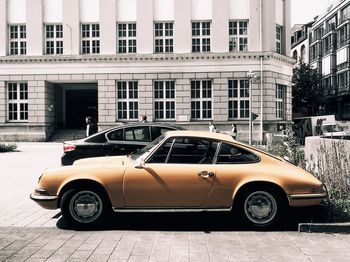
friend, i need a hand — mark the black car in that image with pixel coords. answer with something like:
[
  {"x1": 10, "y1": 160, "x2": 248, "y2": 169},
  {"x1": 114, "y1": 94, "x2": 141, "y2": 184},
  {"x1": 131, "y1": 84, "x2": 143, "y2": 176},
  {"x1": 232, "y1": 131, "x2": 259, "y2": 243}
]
[{"x1": 61, "y1": 123, "x2": 184, "y2": 165}]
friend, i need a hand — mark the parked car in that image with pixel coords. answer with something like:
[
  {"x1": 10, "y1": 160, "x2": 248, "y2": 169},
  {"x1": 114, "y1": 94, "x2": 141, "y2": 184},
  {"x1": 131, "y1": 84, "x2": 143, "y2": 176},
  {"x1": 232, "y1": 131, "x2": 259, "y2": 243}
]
[
  {"x1": 31, "y1": 131, "x2": 327, "y2": 229},
  {"x1": 61, "y1": 122, "x2": 184, "y2": 165}
]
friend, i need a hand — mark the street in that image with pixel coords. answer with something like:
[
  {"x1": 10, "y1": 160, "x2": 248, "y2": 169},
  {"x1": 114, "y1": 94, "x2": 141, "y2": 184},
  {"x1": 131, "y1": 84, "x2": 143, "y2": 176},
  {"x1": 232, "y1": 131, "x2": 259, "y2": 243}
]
[{"x1": 0, "y1": 143, "x2": 350, "y2": 261}]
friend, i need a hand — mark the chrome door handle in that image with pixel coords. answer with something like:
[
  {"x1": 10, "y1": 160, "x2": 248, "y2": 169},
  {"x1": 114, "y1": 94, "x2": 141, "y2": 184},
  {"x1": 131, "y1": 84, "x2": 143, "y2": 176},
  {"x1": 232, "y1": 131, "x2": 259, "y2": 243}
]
[{"x1": 198, "y1": 171, "x2": 215, "y2": 178}]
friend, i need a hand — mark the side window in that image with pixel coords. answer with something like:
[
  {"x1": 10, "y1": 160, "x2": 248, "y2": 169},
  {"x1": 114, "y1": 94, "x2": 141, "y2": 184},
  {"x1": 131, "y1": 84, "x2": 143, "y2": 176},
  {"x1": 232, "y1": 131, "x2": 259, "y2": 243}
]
[
  {"x1": 216, "y1": 143, "x2": 259, "y2": 164},
  {"x1": 107, "y1": 129, "x2": 124, "y2": 141},
  {"x1": 167, "y1": 138, "x2": 218, "y2": 164},
  {"x1": 125, "y1": 126, "x2": 151, "y2": 142},
  {"x1": 147, "y1": 138, "x2": 174, "y2": 163}
]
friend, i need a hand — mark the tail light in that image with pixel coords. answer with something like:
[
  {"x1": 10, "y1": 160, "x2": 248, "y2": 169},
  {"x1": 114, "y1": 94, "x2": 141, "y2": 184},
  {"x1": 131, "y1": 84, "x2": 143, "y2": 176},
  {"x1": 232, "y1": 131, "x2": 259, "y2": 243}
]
[{"x1": 63, "y1": 144, "x2": 76, "y2": 153}]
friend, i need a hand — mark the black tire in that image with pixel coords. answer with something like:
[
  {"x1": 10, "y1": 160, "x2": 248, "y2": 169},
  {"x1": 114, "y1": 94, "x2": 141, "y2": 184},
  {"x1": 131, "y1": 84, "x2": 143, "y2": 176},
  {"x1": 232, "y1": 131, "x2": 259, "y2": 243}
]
[
  {"x1": 236, "y1": 188, "x2": 284, "y2": 228},
  {"x1": 60, "y1": 187, "x2": 108, "y2": 228}
]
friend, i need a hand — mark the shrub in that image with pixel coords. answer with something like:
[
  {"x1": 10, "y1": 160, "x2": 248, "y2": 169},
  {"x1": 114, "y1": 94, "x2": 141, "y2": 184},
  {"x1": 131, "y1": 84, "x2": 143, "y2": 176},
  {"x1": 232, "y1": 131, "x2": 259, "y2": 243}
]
[
  {"x1": 309, "y1": 140, "x2": 350, "y2": 222},
  {"x1": 267, "y1": 128, "x2": 305, "y2": 168},
  {"x1": 0, "y1": 143, "x2": 17, "y2": 152}
]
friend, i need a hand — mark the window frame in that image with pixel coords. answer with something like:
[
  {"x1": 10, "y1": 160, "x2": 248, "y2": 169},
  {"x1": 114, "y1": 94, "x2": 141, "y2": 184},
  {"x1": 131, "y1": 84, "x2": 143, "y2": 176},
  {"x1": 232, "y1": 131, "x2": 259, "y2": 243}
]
[
  {"x1": 8, "y1": 24, "x2": 26, "y2": 55},
  {"x1": 116, "y1": 81, "x2": 139, "y2": 121},
  {"x1": 275, "y1": 84, "x2": 286, "y2": 120},
  {"x1": 117, "y1": 22, "x2": 137, "y2": 54},
  {"x1": 81, "y1": 23, "x2": 100, "y2": 54},
  {"x1": 154, "y1": 80, "x2": 176, "y2": 120},
  {"x1": 190, "y1": 79, "x2": 213, "y2": 120},
  {"x1": 154, "y1": 22, "x2": 174, "y2": 53},
  {"x1": 44, "y1": 24, "x2": 63, "y2": 55},
  {"x1": 191, "y1": 21, "x2": 211, "y2": 53},
  {"x1": 7, "y1": 82, "x2": 28, "y2": 122},
  {"x1": 276, "y1": 24, "x2": 282, "y2": 54},
  {"x1": 228, "y1": 79, "x2": 250, "y2": 119},
  {"x1": 229, "y1": 20, "x2": 248, "y2": 52}
]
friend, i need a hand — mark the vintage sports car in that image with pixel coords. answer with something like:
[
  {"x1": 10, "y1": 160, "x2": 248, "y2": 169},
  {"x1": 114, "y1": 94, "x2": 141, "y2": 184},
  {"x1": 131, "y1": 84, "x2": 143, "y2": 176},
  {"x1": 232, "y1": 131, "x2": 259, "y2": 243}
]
[{"x1": 30, "y1": 131, "x2": 327, "y2": 228}]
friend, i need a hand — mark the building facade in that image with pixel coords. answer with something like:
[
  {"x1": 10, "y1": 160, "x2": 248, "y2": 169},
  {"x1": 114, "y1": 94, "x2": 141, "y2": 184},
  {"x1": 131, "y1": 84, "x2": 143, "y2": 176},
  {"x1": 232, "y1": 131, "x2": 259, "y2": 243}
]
[
  {"x1": 0, "y1": 0, "x2": 293, "y2": 142},
  {"x1": 291, "y1": 22, "x2": 313, "y2": 64},
  {"x1": 309, "y1": 0, "x2": 350, "y2": 120}
]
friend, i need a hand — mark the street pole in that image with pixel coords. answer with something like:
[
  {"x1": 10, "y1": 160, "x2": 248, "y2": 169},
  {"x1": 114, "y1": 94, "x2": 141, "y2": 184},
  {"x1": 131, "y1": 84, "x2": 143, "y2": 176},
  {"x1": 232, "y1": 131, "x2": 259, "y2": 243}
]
[{"x1": 247, "y1": 71, "x2": 256, "y2": 145}]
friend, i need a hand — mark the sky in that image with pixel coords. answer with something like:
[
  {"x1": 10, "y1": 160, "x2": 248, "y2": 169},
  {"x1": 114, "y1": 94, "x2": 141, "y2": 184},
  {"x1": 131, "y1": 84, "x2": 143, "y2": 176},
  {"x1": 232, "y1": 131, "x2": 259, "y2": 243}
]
[{"x1": 291, "y1": 0, "x2": 334, "y2": 25}]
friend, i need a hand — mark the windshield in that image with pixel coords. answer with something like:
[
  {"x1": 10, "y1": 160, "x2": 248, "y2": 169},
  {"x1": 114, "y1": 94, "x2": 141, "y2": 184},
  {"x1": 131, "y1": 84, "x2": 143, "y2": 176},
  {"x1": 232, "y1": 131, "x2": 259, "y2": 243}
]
[
  {"x1": 129, "y1": 134, "x2": 166, "y2": 161},
  {"x1": 321, "y1": 124, "x2": 343, "y2": 133}
]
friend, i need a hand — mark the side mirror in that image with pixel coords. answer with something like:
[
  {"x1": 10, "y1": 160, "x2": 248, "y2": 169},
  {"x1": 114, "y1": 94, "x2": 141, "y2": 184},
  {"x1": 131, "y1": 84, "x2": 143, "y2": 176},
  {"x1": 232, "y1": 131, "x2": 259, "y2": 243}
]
[{"x1": 134, "y1": 158, "x2": 145, "y2": 169}]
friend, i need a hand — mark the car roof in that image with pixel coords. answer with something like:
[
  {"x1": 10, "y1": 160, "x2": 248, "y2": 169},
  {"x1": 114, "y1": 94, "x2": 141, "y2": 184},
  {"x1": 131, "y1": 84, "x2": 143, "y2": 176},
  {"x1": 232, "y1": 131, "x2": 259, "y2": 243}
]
[
  {"x1": 164, "y1": 130, "x2": 235, "y2": 142},
  {"x1": 100, "y1": 122, "x2": 185, "y2": 133}
]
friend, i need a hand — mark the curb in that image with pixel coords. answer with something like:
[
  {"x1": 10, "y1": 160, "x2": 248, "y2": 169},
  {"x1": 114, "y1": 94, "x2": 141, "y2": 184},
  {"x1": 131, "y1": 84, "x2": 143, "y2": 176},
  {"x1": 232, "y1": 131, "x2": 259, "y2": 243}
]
[{"x1": 298, "y1": 223, "x2": 350, "y2": 233}]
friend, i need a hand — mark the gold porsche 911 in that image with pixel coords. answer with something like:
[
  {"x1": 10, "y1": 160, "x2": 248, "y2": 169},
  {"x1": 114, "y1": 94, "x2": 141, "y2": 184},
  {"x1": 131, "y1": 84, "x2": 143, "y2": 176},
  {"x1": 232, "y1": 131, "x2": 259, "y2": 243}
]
[{"x1": 30, "y1": 131, "x2": 327, "y2": 228}]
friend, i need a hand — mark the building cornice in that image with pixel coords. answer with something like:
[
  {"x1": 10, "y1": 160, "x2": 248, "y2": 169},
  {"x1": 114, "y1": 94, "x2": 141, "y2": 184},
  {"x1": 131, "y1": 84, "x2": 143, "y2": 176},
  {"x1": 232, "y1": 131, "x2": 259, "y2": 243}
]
[{"x1": 0, "y1": 52, "x2": 295, "y2": 66}]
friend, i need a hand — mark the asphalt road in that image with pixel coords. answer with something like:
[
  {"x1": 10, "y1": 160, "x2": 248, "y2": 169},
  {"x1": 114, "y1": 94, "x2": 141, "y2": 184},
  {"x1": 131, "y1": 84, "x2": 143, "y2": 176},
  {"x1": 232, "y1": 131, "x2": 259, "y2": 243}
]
[{"x1": 0, "y1": 142, "x2": 350, "y2": 261}]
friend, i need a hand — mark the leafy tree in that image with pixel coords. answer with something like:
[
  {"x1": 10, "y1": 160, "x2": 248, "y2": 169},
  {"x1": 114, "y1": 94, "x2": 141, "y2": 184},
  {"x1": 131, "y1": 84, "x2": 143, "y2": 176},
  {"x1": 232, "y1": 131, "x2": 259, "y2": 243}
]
[{"x1": 292, "y1": 62, "x2": 323, "y2": 116}]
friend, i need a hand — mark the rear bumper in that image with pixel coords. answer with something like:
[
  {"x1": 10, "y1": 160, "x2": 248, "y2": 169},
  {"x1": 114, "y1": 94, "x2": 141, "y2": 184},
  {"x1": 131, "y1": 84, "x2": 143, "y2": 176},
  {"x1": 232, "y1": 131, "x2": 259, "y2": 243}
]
[
  {"x1": 30, "y1": 193, "x2": 58, "y2": 209},
  {"x1": 288, "y1": 192, "x2": 328, "y2": 207}
]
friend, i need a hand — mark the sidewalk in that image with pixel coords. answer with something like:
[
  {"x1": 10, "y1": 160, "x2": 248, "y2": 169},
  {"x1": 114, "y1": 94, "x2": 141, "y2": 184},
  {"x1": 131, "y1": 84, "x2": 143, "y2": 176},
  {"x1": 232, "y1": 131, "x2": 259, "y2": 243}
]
[{"x1": 1, "y1": 226, "x2": 350, "y2": 262}]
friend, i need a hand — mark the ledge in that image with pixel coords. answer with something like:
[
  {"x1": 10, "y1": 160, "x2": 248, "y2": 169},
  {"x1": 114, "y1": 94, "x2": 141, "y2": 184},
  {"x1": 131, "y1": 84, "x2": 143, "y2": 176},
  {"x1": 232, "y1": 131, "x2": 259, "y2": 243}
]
[{"x1": 0, "y1": 52, "x2": 295, "y2": 65}]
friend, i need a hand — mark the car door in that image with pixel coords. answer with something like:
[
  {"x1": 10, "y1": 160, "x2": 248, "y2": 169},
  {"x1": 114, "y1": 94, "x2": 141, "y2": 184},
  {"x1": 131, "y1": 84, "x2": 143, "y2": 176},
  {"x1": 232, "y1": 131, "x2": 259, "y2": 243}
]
[
  {"x1": 104, "y1": 126, "x2": 151, "y2": 156},
  {"x1": 212, "y1": 142, "x2": 261, "y2": 207},
  {"x1": 123, "y1": 137, "x2": 218, "y2": 207}
]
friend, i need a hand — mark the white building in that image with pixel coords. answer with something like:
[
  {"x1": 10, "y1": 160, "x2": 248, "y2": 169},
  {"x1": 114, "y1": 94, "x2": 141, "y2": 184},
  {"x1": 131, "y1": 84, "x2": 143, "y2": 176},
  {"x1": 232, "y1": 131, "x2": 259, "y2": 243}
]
[{"x1": 0, "y1": 0, "x2": 293, "y2": 142}]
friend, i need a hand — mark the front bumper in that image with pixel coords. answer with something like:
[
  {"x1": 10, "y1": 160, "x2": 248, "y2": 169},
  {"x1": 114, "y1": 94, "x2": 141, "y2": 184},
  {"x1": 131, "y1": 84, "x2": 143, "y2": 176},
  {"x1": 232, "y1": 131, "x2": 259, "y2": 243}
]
[
  {"x1": 288, "y1": 192, "x2": 328, "y2": 207},
  {"x1": 30, "y1": 193, "x2": 58, "y2": 209}
]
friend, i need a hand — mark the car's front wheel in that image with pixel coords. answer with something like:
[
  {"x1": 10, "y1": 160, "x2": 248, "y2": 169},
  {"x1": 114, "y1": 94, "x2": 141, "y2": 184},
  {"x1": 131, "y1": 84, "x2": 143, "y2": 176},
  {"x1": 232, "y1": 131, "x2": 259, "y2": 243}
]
[
  {"x1": 237, "y1": 189, "x2": 283, "y2": 228},
  {"x1": 61, "y1": 188, "x2": 107, "y2": 228}
]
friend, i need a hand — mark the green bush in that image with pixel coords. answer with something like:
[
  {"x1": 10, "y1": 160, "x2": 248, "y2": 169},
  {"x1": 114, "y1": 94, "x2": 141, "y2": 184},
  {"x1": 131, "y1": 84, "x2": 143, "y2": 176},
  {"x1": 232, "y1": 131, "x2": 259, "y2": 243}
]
[{"x1": 0, "y1": 143, "x2": 17, "y2": 152}]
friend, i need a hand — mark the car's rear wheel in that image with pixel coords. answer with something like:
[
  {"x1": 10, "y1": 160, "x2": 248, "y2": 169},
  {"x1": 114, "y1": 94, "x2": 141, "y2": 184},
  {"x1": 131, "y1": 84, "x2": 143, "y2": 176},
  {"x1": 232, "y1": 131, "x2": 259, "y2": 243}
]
[
  {"x1": 237, "y1": 189, "x2": 283, "y2": 228},
  {"x1": 61, "y1": 188, "x2": 107, "y2": 228}
]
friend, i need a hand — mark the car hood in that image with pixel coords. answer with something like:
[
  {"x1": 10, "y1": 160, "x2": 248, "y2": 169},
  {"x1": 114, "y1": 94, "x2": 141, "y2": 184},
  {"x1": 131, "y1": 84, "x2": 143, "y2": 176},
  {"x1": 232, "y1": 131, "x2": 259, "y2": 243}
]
[{"x1": 73, "y1": 155, "x2": 131, "y2": 167}]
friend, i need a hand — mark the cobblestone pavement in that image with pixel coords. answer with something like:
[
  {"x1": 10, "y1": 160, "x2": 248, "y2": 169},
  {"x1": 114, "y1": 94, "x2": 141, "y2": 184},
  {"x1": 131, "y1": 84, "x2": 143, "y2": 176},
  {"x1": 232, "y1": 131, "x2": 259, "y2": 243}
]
[{"x1": 1, "y1": 143, "x2": 350, "y2": 261}]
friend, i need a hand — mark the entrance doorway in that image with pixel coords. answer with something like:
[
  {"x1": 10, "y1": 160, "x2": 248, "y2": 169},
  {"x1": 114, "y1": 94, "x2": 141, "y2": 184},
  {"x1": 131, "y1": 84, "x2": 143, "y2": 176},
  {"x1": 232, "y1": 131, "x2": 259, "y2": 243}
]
[{"x1": 66, "y1": 89, "x2": 98, "y2": 129}]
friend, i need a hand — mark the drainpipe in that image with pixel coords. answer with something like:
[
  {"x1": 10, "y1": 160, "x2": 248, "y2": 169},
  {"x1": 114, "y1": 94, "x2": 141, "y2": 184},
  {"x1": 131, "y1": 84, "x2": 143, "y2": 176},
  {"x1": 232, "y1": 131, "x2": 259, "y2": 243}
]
[{"x1": 259, "y1": 0, "x2": 264, "y2": 144}]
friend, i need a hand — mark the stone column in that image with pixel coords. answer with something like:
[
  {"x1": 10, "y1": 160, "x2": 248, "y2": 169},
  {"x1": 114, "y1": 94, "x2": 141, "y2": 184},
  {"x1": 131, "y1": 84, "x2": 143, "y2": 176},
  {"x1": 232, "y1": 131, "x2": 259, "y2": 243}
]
[
  {"x1": 283, "y1": 0, "x2": 291, "y2": 55},
  {"x1": 63, "y1": 0, "x2": 80, "y2": 55},
  {"x1": 100, "y1": 0, "x2": 116, "y2": 54},
  {"x1": 174, "y1": 0, "x2": 191, "y2": 53},
  {"x1": 212, "y1": 0, "x2": 229, "y2": 53},
  {"x1": 137, "y1": 0, "x2": 153, "y2": 54},
  {"x1": 0, "y1": 0, "x2": 6, "y2": 56},
  {"x1": 26, "y1": 0, "x2": 43, "y2": 55}
]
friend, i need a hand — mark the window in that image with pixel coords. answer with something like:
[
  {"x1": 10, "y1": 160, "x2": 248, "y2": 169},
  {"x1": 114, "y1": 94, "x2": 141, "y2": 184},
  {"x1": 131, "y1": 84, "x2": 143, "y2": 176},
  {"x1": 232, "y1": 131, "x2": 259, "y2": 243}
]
[
  {"x1": 116, "y1": 81, "x2": 138, "y2": 120},
  {"x1": 340, "y1": 4, "x2": 350, "y2": 24},
  {"x1": 45, "y1": 24, "x2": 63, "y2": 55},
  {"x1": 154, "y1": 80, "x2": 175, "y2": 120},
  {"x1": 192, "y1": 21, "x2": 211, "y2": 52},
  {"x1": 229, "y1": 20, "x2": 248, "y2": 52},
  {"x1": 81, "y1": 23, "x2": 100, "y2": 54},
  {"x1": 154, "y1": 22, "x2": 173, "y2": 53},
  {"x1": 117, "y1": 23, "x2": 136, "y2": 53},
  {"x1": 7, "y1": 82, "x2": 28, "y2": 121},
  {"x1": 191, "y1": 80, "x2": 212, "y2": 119},
  {"x1": 107, "y1": 126, "x2": 150, "y2": 142},
  {"x1": 338, "y1": 71, "x2": 349, "y2": 91},
  {"x1": 216, "y1": 143, "x2": 259, "y2": 164},
  {"x1": 276, "y1": 84, "x2": 286, "y2": 119},
  {"x1": 323, "y1": 35, "x2": 332, "y2": 54},
  {"x1": 338, "y1": 24, "x2": 350, "y2": 47},
  {"x1": 149, "y1": 137, "x2": 218, "y2": 164},
  {"x1": 276, "y1": 25, "x2": 282, "y2": 54},
  {"x1": 9, "y1": 25, "x2": 26, "y2": 55},
  {"x1": 125, "y1": 126, "x2": 150, "y2": 142},
  {"x1": 228, "y1": 79, "x2": 250, "y2": 119}
]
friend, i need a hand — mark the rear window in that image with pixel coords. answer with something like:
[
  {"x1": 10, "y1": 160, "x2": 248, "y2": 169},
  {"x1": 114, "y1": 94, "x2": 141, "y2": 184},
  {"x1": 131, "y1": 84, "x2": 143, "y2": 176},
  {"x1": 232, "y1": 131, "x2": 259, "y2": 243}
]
[{"x1": 216, "y1": 143, "x2": 260, "y2": 164}]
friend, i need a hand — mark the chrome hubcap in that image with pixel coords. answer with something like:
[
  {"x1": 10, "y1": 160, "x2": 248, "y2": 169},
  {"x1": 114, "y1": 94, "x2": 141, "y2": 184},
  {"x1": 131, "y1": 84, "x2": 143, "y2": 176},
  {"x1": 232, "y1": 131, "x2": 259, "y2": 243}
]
[
  {"x1": 69, "y1": 191, "x2": 103, "y2": 223},
  {"x1": 244, "y1": 191, "x2": 277, "y2": 225}
]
